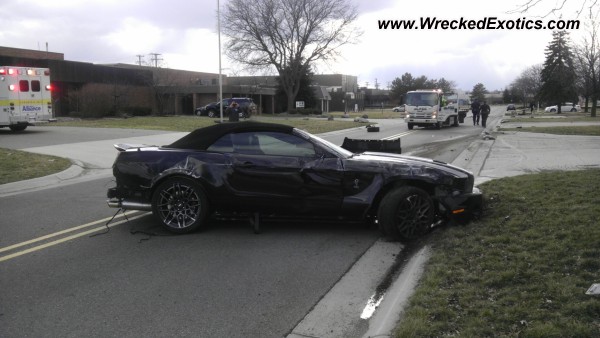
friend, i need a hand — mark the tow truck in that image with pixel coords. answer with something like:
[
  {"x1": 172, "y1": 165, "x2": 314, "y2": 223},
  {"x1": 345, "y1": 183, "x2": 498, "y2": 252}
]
[{"x1": 404, "y1": 89, "x2": 460, "y2": 130}]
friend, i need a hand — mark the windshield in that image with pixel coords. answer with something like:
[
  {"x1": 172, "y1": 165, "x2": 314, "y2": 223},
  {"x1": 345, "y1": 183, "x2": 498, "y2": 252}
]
[
  {"x1": 293, "y1": 128, "x2": 353, "y2": 159},
  {"x1": 405, "y1": 92, "x2": 439, "y2": 107}
]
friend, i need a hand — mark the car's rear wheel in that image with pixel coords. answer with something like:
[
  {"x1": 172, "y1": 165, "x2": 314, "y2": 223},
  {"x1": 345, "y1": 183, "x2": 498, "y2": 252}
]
[
  {"x1": 377, "y1": 186, "x2": 434, "y2": 241},
  {"x1": 570, "y1": 108, "x2": 576, "y2": 112},
  {"x1": 550, "y1": 108, "x2": 557, "y2": 113},
  {"x1": 152, "y1": 177, "x2": 209, "y2": 234}
]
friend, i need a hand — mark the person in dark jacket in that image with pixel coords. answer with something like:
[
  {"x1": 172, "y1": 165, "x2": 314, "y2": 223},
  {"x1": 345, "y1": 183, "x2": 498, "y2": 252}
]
[
  {"x1": 480, "y1": 101, "x2": 491, "y2": 127},
  {"x1": 471, "y1": 100, "x2": 480, "y2": 126},
  {"x1": 226, "y1": 101, "x2": 240, "y2": 122}
]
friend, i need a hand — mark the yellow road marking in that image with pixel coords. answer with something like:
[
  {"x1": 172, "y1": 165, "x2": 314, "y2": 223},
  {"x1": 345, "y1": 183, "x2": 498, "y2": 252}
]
[
  {"x1": 0, "y1": 212, "x2": 150, "y2": 262},
  {"x1": 0, "y1": 211, "x2": 139, "y2": 254}
]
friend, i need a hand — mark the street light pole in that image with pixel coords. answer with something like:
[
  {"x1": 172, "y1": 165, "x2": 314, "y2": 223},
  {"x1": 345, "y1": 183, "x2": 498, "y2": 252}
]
[{"x1": 218, "y1": 0, "x2": 223, "y2": 122}]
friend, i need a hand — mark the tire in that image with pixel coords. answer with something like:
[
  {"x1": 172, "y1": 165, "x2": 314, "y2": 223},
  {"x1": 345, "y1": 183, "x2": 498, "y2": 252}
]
[
  {"x1": 152, "y1": 177, "x2": 209, "y2": 234},
  {"x1": 207, "y1": 110, "x2": 217, "y2": 118},
  {"x1": 407, "y1": 123, "x2": 414, "y2": 130},
  {"x1": 453, "y1": 116, "x2": 459, "y2": 127},
  {"x1": 570, "y1": 108, "x2": 576, "y2": 112},
  {"x1": 550, "y1": 108, "x2": 556, "y2": 113},
  {"x1": 9, "y1": 125, "x2": 27, "y2": 132},
  {"x1": 435, "y1": 121, "x2": 442, "y2": 130},
  {"x1": 377, "y1": 186, "x2": 434, "y2": 241}
]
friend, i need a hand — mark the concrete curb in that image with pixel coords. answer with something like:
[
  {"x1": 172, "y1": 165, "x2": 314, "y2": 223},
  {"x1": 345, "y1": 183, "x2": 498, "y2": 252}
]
[
  {"x1": 0, "y1": 161, "x2": 111, "y2": 197},
  {"x1": 362, "y1": 246, "x2": 431, "y2": 338},
  {"x1": 288, "y1": 239, "x2": 404, "y2": 338}
]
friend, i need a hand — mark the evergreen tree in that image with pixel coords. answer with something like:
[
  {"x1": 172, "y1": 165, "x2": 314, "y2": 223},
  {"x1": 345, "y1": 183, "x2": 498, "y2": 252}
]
[
  {"x1": 539, "y1": 31, "x2": 577, "y2": 113},
  {"x1": 470, "y1": 83, "x2": 488, "y2": 103}
]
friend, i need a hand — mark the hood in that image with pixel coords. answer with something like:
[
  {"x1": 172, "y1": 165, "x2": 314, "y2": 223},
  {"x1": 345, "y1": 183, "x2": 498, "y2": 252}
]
[{"x1": 350, "y1": 151, "x2": 473, "y2": 177}]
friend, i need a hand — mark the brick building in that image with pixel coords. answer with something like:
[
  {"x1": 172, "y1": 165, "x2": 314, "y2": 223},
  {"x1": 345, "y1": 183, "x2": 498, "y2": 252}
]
[{"x1": 1, "y1": 46, "x2": 357, "y2": 116}]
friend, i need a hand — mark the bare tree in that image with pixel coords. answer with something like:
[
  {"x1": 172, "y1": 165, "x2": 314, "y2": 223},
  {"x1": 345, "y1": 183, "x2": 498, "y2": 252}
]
[
  {"x1": 510, "y1": 64, "x2": 543, "y2": 107},
  {"x1": 139, "y1": 56, "x2": 178, "y2": 114},
  {"x1": 573, "y1": 10, "x2": 599, "y2": 116},
  {"x1": 222, "y1": 0, "x2": 361, "y2": 112},
  {"x1": 508, "y1": 0, "x2": 597, "y2": 17}
]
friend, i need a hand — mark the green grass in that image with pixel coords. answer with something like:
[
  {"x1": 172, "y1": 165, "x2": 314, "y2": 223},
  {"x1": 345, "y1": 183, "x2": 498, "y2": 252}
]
[
  {"x1": 394, "y1": 169, "x2": 600, "y2": 337},
  {"x1": 0, "y1": 148, "x2": 71, "y2": 185},
  {"x1": 500, "y1": 125, "x2": 600, "y2": 136},
  {"x1": 51, "y1": 115, "x2": 366, "y2": 134}
]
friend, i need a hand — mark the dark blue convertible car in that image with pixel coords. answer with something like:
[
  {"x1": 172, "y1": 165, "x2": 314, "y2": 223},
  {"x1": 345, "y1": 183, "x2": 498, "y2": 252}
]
[{"x1": 107, "y1": 121, "x2": 481, "y2": 241}]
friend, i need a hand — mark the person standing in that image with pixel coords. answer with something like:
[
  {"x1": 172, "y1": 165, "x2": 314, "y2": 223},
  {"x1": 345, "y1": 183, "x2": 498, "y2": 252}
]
[
  {"x1": 226, "y1": 101, "x2": 240, "y2": 122},
  {"x1": 480, "y1": 101, "x2": 491, "y2": 128},
  {"x1": 471, "y1": 100, "x2": 480, "y2": 126}
]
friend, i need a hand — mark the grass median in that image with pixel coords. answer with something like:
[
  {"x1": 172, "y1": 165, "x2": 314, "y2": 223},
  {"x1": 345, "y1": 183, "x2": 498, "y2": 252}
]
[
  {"x1": 395, "y1": 169, "x2": 600, "y2": 337},
  {"x1": 50, "y1": 114, "x2": 373, "y2": 133},
  {"x1": 0, "y1": 148, "x2": 71, "y2": 185}
]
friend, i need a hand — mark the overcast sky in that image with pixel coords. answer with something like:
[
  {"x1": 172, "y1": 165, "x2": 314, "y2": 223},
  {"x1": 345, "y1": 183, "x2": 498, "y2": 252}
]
[{"x1": 0, "y1": 0, "x2": 588, "y2": 91}]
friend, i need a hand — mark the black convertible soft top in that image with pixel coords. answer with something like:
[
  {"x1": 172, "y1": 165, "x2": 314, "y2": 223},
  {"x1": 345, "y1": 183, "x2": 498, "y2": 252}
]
[{"x1": 167, "y1": 121, "x2": 295, "y2": 150}]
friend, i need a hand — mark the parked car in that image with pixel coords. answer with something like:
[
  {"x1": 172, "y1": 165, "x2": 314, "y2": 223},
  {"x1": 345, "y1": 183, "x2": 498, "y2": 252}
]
[
  {"x1": 194, "y1": 102, "x2": 218, "y2": 116},
  {"x1": 544, "y1": 103, "x2": 580, "y2": 113},
  {"x1": 196, "y1": 98, "x2": 257, "y2": 118},
  {"x1": 392, "y1": 105, "x2": 405, "y2": 112},
  {"x1": 107, "y1": 122, "x2": 482, "y2": 241},
  {"x1": 506, "y1": 104, "x2": 516, "y2": 111}
]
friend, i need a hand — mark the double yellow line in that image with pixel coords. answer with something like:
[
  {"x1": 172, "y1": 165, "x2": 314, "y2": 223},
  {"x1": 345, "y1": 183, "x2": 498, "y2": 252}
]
[{"x1": 0, "y1": 211, "x2": 150, "y2": 262}]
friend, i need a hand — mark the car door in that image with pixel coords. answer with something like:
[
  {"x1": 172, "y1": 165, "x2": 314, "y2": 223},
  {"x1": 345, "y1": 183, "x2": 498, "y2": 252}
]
[{"x1": 225, "y1": 131, "x2": 344, "y2": 215}]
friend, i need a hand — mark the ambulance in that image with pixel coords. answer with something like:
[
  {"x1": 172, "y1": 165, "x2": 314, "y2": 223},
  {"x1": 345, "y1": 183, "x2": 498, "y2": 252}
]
[{"x1": 0, "y1": 66, "x2": 53, "y2": 131}]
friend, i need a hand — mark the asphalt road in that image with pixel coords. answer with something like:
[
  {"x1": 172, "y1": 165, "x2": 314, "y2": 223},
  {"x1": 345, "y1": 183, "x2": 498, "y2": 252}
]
[
  {"x1": 0, "y1": 110, "x2": 500, "y2": 337},
  {"x1": 1, "y1": 176, "x2": 380, "y2": 337}
]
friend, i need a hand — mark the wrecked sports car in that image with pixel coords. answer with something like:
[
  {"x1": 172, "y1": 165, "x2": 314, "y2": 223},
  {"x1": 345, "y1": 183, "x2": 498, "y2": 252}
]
[{"x1": 107, "y1": 121, "x2": 481, "y2": 241}]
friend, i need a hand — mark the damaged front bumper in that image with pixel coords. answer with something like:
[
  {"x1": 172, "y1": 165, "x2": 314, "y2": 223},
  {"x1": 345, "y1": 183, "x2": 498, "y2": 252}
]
[{"x1": 440, "y1": 187, "x2": 483, "y2": 224}]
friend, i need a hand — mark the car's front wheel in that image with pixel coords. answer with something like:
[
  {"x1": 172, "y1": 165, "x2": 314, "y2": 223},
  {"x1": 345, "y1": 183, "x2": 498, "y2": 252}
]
[
  {"x1": 152, "y1": 177, "x2": 209, "y2": 234},
  {"x1": 377, "y1": 186, "x2": 434, "y2": 241},
  {"x1": 207, "y1": 110, "x2": 217, "y2": 118}
]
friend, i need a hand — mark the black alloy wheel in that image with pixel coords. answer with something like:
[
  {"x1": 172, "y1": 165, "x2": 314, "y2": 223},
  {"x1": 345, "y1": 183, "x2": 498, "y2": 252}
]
[
  {"x1": 377, "y1": 186, "x2": 434, "y2": 241},
  {"x1": 152, "y1": 178, "x2": 209, "y2": 233}
]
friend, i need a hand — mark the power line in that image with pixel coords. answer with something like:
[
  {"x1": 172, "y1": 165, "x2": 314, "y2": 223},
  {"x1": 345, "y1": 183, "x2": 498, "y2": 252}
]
[{"x1": 149, "y1": 53, "x2": 163, "y2": 67}]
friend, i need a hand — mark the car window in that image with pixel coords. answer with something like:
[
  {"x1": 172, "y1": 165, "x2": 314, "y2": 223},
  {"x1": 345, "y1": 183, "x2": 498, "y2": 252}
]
[
  {"x1": 207, "y1": 134, "x2": 233, "y2": 152},
  {"x1": 208, "y1": 131, "x2": 316, "y2": 157}
]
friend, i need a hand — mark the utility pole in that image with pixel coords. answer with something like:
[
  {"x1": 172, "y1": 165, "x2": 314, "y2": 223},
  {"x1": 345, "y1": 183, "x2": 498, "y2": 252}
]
[
  {"x1": 149, "y1": 53, "x2": 162, "y2": 67},
  {"x1": 135, "y1": 55, "x2": 144, "y2": 66}
]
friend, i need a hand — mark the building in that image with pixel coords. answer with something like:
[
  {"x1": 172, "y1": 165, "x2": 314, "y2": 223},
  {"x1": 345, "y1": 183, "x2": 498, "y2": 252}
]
[{"x1": 1, "y1": 46, "x2": 357, "y2": 116}]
